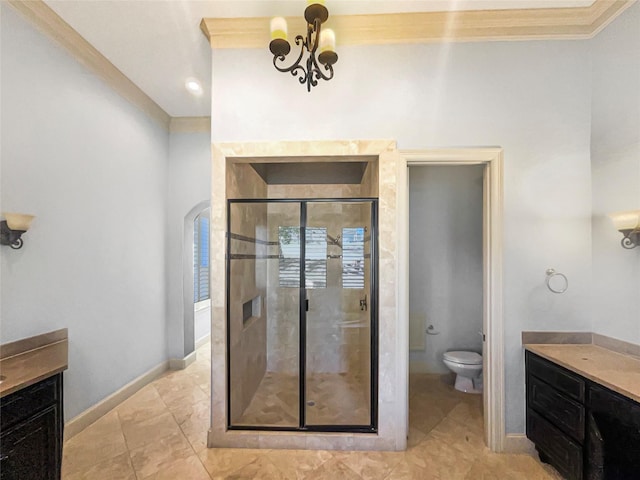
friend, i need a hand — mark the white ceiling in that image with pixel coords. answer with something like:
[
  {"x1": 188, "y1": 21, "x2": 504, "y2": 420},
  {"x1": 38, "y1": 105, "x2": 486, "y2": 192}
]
[{"x1": 44, "y1": 1, "x2": 596, "y2": 118}]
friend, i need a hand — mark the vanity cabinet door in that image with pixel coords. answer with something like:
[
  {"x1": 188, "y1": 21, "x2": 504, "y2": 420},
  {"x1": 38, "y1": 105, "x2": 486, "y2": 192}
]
[
  {"x1": 0, "y1": 405, "x2": 59, "y2": 480},
  {"x1": 527, "y1": 408, "x2": 583, "y2": 480},
  {"x1": 528, "y1": 374, "x2": 585, "y2": 442},
  {"x1": 0, "y1": 374, "x2": 63, "y2": 480},
  {"x1": 587, "y1": 384, "x2": 640, "y2": 479}
]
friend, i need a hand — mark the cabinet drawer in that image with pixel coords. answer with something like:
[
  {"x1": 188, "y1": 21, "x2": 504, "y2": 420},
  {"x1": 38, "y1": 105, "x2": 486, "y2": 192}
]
[
  {"x1": 528, "y1": 374, "x2": 585, "y2": 443},
  {"x1": 527, "y1": 408, "x2": 583, "y2": 480},
  {"x1": 526, "y1": 351, "x2": 585, "y2": 402},
  {"x1": 0, "y1": 375, "x2": 60, "y2": 431}
]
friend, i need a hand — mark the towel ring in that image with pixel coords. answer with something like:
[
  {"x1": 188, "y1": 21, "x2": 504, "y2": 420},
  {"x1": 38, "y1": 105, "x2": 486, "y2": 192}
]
[{"x1": 546, "y1": 268, "x2": 568, "y2": 294}]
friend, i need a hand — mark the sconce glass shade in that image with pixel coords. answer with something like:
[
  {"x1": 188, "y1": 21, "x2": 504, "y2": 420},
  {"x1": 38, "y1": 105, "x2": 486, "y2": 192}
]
[
  {"x1": 3, "y1": 213, "x2": 35, "y2": 232},
  {"x1": 608, "y1": 210, "x2": 640, "y2": 232},
  {"x1": 609, "y1": 209, "x2": 640, "y2": 249}
]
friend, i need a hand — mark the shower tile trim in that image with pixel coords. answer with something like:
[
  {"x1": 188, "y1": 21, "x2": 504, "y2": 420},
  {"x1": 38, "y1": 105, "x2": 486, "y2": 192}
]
[
  {"x1": 229, "y1": 232, "x2": 278, "y2": 245},
  {"x1": 210, "y1": 139, "x2": 404, "y2": 452},
  {"x1": 208, "y1": 429, "x2": 393, "y2": 452}
]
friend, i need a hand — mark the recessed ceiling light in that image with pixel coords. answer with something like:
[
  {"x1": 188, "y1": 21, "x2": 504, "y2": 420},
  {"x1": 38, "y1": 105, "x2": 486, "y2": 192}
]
[{"x1": 185, "y1": 77, "x2": 203, "y2": 96}]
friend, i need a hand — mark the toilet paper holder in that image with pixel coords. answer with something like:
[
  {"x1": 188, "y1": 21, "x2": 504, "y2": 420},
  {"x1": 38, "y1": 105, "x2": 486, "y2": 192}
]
[{"x1": 426, "y1": 324, "x2": 441, "y2": 335}]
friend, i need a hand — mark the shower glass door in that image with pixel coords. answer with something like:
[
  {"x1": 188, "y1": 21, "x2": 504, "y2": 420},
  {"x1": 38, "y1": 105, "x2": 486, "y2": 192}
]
[
  {"x1": 228, "y1": 201, "x2": 300, "y2": 428},
  {"x1": 304, "y1": 201, "x2": 375, "y2": 428},
  {"x1": 227, "y1": 199, "x2": 377, "y2": 432}
]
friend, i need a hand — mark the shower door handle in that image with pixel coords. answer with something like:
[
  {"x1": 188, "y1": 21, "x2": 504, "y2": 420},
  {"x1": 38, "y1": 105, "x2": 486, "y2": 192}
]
[{"x1": 305, "y1": 299, "x2": 309, "y2": 312}]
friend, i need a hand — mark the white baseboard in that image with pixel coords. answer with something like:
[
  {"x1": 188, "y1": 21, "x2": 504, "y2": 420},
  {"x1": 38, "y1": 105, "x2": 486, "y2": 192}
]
[
  {"x1": 196, "y1": 333, "x2": 211, "y2": 349},
  {"x1": 64, "y1": 360, "x2": 169, "y2": 441},
  {"x1": 169, "y1": 350, "x2": 197, "y2": 370},
  {"x1": 503, "y1": 433, "x2": 536, "y2": 454}
]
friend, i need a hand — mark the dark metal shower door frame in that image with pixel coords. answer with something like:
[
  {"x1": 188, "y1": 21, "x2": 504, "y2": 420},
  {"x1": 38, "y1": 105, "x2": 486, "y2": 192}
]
[{"x1": 226, "y1": 198, "x2": 378, "y2": 434}]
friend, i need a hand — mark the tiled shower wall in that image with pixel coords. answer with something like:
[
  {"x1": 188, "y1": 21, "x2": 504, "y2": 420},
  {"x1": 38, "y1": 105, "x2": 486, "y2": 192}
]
[
  {"x1": 265, "y1": 197, "x2": 369, "y2": 378},
  {"x1": 227, "y1": 164, "x2": 268, "y2": 423}
]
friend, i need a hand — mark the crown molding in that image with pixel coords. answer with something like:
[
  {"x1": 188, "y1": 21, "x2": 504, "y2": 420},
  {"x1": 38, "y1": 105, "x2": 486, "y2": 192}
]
[
  {"x1": 200, "y1": 0, "x2": 635, "y2": 48},
  {"x1": 8, "y1": 0, "x2": 171, "y2": 130},
  {"x1": 169, "y1": 116, "x2": 211, "y2": 133}
]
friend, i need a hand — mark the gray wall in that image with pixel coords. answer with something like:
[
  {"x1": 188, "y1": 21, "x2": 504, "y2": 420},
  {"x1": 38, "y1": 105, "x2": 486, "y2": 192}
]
[
  {"x1": 166, "y1": 131, "x2": 211, "y2": 359},
  {"x1": 590, "y1": 2, "x2": 640, "y2": 344},
  {"x1": 211, "y1": 39, "x2": 594, "y2": 434},
  {"x1": 0, "y1": 5, "x2": 169, "y2": 420},
  {"x1": 408, "y1": 166, "x2": 484, "y2": 374}
]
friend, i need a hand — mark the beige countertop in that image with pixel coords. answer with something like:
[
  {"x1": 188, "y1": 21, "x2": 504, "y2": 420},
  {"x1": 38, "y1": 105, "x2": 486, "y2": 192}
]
[
  {"x1": 0, "y1": 329, "x2": 68, "y2": 398},
  {"x1": 525, "y1": 343, "x2": 640, "y2": 404}
]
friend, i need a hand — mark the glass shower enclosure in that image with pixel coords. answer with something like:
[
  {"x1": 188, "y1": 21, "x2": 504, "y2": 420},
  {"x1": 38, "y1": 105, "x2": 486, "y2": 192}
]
[{"x1": 226, "y1": 199, "x2": 378, "y2": 433}]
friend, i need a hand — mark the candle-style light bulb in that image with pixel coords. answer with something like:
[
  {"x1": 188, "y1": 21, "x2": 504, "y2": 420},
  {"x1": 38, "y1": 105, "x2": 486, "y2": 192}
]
[
  {"x1": 319, "y1": 28, "x2": 336, "y2": 53},
  {"x1": 270, "y1": 17, "x2": 287, "y2": 41}
]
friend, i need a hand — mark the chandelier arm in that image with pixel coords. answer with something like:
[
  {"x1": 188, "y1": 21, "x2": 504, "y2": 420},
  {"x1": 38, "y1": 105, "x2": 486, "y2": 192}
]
[
  {"x1": 272, "y1": 35, "x2": 306, "y2": 74},
  {"x1": 293, "y1": 65, "x2": 309, "y2": 87},
  {"x1": 309, "y1": 52, "x2": 334, "y2": 82},
  {"x1": 305, "y1": 55, "x2": 319, "y2": 92},
  {"x1": 309, "y1": 18, "x2": 321, "y2": 53}
]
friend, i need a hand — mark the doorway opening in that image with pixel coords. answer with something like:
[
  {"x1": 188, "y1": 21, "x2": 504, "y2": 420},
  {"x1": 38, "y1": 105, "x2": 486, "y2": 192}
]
[
  {"x1": 399, "y1": 148, "x2": 504, "y2": 451},
  {"x1": 407, "y1": 165, "x2": 485, "y2": 445}
]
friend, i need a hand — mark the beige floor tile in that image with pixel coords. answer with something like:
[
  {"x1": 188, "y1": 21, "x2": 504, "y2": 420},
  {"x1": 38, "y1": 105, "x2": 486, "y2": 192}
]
[
  {"x1": 154, "y1": 370, "x2": 201, "y2": 398},
  {"x1": 302, "y1": 458, "x2": 364, "y2": 479},
  {"x1": 408, "y1": 402, "x2": 446, "y2": 435},
  {"x1": 141, "y1": 454, "x2": 211, "y2": 480},
  {"x1": 428, "y1": 416, "x2": 486, "y2": 456},
  {"x1": 383, "y1": 457, "x2": 440, "y2": 480},
  {"x1": 62, "y1": 353, "x2": 564, "y2": 480},
  {"x1": 63, "y1": 451, "x2": 136, "y2": 480},
  {"x1": 334, "y1": 451, "x2": 404, "y2": 480},
  {"x1": 62, "y1": 411, "x2": 128, "y2": 477},
  {"x1": 129, "y1": 429, "x2": 194, "y2": 478},
  {"x1": 198, "y1": 448, "x2": 265, "y2": 479},
  {"x1": 155, "y1": 375, "x2": 209, "y2": 410},
  {"x1": 465, "y1": 452, "x2": 562, "y2": 480},
  {"x1": 168, "y1": 396, "x2": 210, "y2": 425},
  {"x1": 224, "y1": 455, "x2": 289, "y2": 479},
  {"x1": 265, "y1": 449, "x2": 334, "y2": 479},
  {"x1": 180, "y1": 416, "x2": 210, "y2": 453},
  {"x1": 447, "y1": 400, "x2": 484, "y2": 433},
  {"x1": 121, "y1": 410, "x2": 182, "y2": 450},
  {"x1": 405, "y1": 437, "x2": 476, "y2": 479},
  {"x1": 406, "y1": 427, "x2": 427, "y2": 450},
  {"x1": 235, "y1": 372, "x2": 370, "y2": 427},
  {"x1": 116, "y1": 384, "x2": 168, "y2": 424},
  {"x1": 186, "y1": 361, "x2": 211, "y2": 378}
]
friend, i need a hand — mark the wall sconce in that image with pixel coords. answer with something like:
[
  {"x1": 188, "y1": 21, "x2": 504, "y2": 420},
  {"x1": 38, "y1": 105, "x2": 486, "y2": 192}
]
[
  {"x1": 1, "y1": 213, "x2": 35, "y2": 250},
  {"x1": 608, "y1": 210, "x2": 640, "y2": 249}
]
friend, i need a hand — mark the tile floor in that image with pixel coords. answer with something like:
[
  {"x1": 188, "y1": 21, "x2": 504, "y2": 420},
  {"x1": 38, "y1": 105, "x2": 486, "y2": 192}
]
[
  {"x1": 235, "y1": 372, "x2": 369, "y2": 427},
  {"x1": 62, "y1": 343, "x2": 563, "y2": 479}
]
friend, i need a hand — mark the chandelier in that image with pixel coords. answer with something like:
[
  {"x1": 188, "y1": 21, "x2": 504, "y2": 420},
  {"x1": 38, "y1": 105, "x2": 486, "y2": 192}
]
[{"x1": 269, "y1": 1, "x2": 338, "y2": 92}]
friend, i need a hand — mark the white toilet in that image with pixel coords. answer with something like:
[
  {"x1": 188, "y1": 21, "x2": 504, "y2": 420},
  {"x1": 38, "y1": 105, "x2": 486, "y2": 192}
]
[{"x1": 443, "y1": 351, "x2": 483, "y2": 394}]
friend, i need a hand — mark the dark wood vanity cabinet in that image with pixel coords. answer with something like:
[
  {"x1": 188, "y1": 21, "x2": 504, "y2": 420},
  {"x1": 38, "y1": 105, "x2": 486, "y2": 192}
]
[
  {"x1": 526, "y1": 351, "x2": 640, "y2": 480},
  {"x1": 0, "y1": 374, "x2": 63, "y2": 480}
]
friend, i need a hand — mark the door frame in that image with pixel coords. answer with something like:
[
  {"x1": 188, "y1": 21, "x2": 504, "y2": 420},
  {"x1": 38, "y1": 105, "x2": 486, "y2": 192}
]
[
  {"x1": 398, "y1": 148, "x2": 505, "y2": 451},
  {"x1": 225, "y1": 197, "x2": 379, "y2": 433}
]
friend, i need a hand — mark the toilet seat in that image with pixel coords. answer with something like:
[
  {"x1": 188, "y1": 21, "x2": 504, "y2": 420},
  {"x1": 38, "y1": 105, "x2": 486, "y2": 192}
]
[{"x1": 443, "y1": 351, "x2": 482, "y2": 365}]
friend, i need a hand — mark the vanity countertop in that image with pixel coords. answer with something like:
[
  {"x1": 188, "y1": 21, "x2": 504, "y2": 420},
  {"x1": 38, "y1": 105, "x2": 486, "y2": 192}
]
[
  {"x1": 525, "y1": 343, "x2": 640, "y2": 404},
  {"x1": 0, "y1": 329, "x2": 68, "y2": 398}
]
